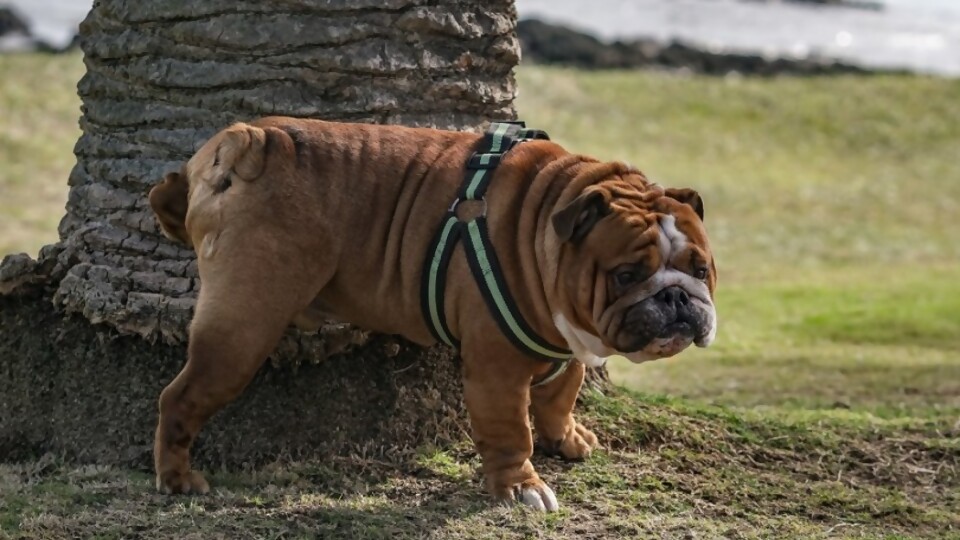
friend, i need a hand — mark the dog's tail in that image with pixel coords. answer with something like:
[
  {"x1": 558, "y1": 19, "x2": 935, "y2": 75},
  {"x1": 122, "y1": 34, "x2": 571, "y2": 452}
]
[
  {"x1": 149, "y1": 122, "x2": 270, "y2": 246},
  {"x1": 149, "y1": 171, "x2": 191, "y2": 245}
]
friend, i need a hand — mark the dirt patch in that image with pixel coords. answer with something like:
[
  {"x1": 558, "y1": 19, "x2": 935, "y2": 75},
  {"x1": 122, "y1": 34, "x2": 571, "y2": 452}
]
[{"x1": 0, "y1": 290, "x2": 466, "y2": 469}]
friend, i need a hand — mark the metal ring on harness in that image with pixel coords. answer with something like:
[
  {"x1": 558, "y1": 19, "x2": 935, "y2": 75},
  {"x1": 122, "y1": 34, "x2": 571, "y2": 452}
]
[{"x1": 448, "y1": 196, "x2": 488, "y2": 218}]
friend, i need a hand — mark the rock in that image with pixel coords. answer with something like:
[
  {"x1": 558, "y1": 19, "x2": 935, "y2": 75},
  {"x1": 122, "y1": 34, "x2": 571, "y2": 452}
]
[
  {"x1": 744, "y1": 0, "x2": 883, "y2": 10},
  {"x1": 518, "y1": 18, "x2": 883, "y2": 76},
  {"x1": 0, "y1": 6, "x2": 34, "y2": 52},
  {"x1": 0, "y1": 253, "x2": 39, "y2": 295},
  {"x1": 0, "y1": 6, "x2": 83, "y2": 54},
  {"x1": 0, "y1": 6, "x2": 29, "y2": 37},
  {"x1": 516, "y1": 19, "x2": 632, "y2": 69}
]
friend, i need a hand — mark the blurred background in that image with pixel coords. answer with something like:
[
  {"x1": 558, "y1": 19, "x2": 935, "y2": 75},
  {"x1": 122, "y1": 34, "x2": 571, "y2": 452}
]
[{"x1": 1, "y1": 0, "x2": 957, "y2": 420}]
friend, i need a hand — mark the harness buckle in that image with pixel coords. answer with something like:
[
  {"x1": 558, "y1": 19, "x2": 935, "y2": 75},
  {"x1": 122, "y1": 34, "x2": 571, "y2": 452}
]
[{"x1": 468, "y1": 153, "x2": 502, "y2": 170}]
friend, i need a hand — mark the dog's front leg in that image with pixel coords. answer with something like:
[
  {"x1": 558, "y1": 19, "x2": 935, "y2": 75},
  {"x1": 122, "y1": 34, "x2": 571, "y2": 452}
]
[
  {"x1": 461, "y1": 347, "x2": 559, "y2": 512},
  {"x1": 530, "y1": 360, "x2": 599, "y2": 460}
]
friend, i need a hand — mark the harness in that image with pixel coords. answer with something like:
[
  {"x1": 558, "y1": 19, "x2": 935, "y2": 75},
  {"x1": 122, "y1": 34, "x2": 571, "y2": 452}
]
[{"x1": 420, "y1": 122, "x2": 573, "y2": 388}]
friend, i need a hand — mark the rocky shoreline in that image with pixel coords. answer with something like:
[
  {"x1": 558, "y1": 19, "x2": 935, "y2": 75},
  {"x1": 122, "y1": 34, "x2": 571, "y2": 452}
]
[
  {"x1": 0, "y1": 5, "x2": 913, "y2": 75},
  {"x1": 749, "y1": 0, "x2": 882, "y2": 9},
  {"x1": 517, "y1": 18, "x2": 896, "y2": 76}
]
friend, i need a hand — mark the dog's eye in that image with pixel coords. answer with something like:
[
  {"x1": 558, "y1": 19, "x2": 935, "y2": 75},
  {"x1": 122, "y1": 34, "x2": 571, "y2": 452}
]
[
  {"x1": 615, "y1": 270, "x2": 637, "y2": 288},
  {"x1": 694, "y1": 267, "x2": 708, "y2": 280}
]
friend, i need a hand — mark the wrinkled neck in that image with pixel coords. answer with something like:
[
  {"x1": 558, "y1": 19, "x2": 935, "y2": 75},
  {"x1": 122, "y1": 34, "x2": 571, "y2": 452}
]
[{"x1": 532, "y1": 156, "x2": 602, "y2": 333}]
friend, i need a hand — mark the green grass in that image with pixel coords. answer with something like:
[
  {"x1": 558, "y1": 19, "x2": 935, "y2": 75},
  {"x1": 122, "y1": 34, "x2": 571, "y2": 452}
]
[
  {"x1": 517, "y1": 69, "x2": 960, "y2": 276},
  {"x1": 515, "y1": 68, "x2": 960, "y2": 421},
  {"x1": 0, "y1": 53, "x2": 83, "y2": 256},
  {"x1": 1, "y1": 55, "x2": 959, "y2": 537}
]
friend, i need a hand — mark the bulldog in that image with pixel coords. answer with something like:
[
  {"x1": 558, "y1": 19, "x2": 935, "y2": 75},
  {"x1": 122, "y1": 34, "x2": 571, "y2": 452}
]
[{"x1": 148, "y1": 117, "x2": 717, "y2": 512}]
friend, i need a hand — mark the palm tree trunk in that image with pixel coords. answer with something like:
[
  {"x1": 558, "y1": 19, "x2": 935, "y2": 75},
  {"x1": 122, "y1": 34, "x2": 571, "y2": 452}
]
[
  {"x1": 584, "y1": 365, "x2": 613, "y2": 393},
  {"x1": 0, "y1": 0, "x2": 527, "y2": 467}
]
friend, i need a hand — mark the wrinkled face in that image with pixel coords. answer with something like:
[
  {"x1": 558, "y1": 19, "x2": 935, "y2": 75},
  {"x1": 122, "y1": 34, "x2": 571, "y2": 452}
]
[{"x1": 551, "y1": 170, "x2": 717, "y2": 366}]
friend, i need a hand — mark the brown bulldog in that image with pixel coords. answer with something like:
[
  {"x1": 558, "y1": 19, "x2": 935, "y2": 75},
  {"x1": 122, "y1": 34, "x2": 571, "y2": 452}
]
[{"x1": 148, "y1": 117, "x2": 717, "y2": 512}]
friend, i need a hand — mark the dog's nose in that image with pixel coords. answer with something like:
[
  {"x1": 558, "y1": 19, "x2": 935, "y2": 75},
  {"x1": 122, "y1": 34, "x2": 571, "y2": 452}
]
[{"x1": 655, "y1": 286, "x2": 689, "y2": 309}]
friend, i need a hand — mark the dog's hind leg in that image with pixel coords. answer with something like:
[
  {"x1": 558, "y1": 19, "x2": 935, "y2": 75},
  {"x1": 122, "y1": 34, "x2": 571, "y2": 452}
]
[{"x1": 153, "y1": 232, "x2": 328, "y2": 494}]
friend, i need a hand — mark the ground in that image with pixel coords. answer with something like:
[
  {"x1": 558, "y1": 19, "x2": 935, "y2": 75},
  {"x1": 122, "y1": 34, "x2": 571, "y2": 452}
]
[
  {"x1": 0, "y1": 54, "x2": 958, "y2": 539},
  {"x1": 2, "y1": 391, "x2": 957, "y2": 539}
]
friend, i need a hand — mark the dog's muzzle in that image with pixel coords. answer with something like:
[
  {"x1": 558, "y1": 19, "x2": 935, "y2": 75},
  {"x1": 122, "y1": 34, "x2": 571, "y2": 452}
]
[{"x1": 616, "y1": 285, "x2": 713, "y2": 359}]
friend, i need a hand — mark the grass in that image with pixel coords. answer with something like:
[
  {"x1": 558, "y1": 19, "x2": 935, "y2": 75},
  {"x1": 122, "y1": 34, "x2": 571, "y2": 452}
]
[
  {"x1": 0, "y1": 53, "x2": 84, "y2": 256},
  {"x1": 1, "y1": 54, "x2": 959, "y2": 537},
  {"x1": 514, "y1": 68, "x2": 960, "y2": 420},
  {"x1": 1, "y1": 392, "x2": 956, "y2": 539}
]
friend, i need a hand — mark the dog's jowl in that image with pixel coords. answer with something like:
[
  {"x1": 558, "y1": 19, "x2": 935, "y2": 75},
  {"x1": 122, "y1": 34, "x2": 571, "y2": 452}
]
[{"x1": 148, "y1": 118, "x2": 717, "y2": 512}]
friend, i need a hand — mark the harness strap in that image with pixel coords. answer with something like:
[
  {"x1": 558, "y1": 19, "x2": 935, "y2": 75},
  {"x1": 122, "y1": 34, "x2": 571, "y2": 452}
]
[
  {"x1": 420, "y1": 121, "x2": 573, "y2": 366},
  {"x1": 462, "y1": 217, "x2": 571, "y2": 361},
  {"x1": 531, "y1": 358, "x2": 572, "y2": 388},
  {"x1": 421, "y1": 215, "x2": 461, "y2": 348}
]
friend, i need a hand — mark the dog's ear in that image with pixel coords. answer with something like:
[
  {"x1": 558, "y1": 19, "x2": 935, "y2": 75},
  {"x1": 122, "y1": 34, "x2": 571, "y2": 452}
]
[
  {"x1": 552, "y1": 188, "x2": 610, "y2": 244},
  {"x1": 215, "y1": 123, "x2": 268, "y2": 181},
  {"x1": 664, "y1": 187, "x2": 704, "y2": 221},
  {"x1": 149, "y1": 171, "x2": 191, "y2": 245}
]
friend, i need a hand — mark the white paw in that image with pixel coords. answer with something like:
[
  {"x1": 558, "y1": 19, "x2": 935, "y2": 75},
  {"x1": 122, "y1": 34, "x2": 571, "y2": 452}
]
[{"x1": 515, "y1": 482, "x2": 559, "y2": 512}]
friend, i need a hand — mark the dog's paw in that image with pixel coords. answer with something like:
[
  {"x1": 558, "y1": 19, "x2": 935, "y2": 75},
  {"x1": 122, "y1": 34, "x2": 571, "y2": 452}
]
[
  {"x1": 156, "y1": 469, "x2": 210, "y2": 495},
  {"x1": 563, "y1": 422, "x2": 599, "y2": 460},
  {"x1": 506, "y1": 479, "x2": 560, "y2": 513},
  {"x1": 542, "y1": 422, "x2": 599, "y2": 461}
]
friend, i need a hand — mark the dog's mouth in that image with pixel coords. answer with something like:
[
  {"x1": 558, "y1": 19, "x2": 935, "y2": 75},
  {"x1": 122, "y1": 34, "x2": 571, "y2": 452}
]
[
  {"x1": 611, "y1": 285, "x2": 714, "y2": 362},
  {"x1": 662, "y1": 320, "x2": 694, "y2": 336}
]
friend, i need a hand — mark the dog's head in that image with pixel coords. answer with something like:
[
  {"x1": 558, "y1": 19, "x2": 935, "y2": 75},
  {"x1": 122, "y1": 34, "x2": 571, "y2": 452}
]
[{"x1": 550, "y1": 162, "x2": 717, "y2": 366}]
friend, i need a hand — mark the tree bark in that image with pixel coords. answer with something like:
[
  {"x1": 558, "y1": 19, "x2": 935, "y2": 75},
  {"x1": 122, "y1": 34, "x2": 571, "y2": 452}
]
[
  {"x1": 584, "y1": 365, "x2": 613, "y2": 394},
  {"x1": 0, "y1": 0, "x2": 522, "y2": 466},
  {"x1": 50, "y1": 0, "x2": 520, "y2": 344}
]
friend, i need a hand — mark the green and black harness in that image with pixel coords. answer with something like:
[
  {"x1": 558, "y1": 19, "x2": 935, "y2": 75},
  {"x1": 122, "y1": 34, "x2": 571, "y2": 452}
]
[{"x1": 420, "y1": 122, "x2": 574, "y2": 387}]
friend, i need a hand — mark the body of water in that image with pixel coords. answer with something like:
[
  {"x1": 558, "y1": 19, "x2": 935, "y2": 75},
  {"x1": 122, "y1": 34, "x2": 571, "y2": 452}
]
[
  {"x1": 519, "y1": 0, "x2": 960, "y2": 76},
  {"x1": 2, "y1": 0, "x2": 958, "y2": 76}
]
